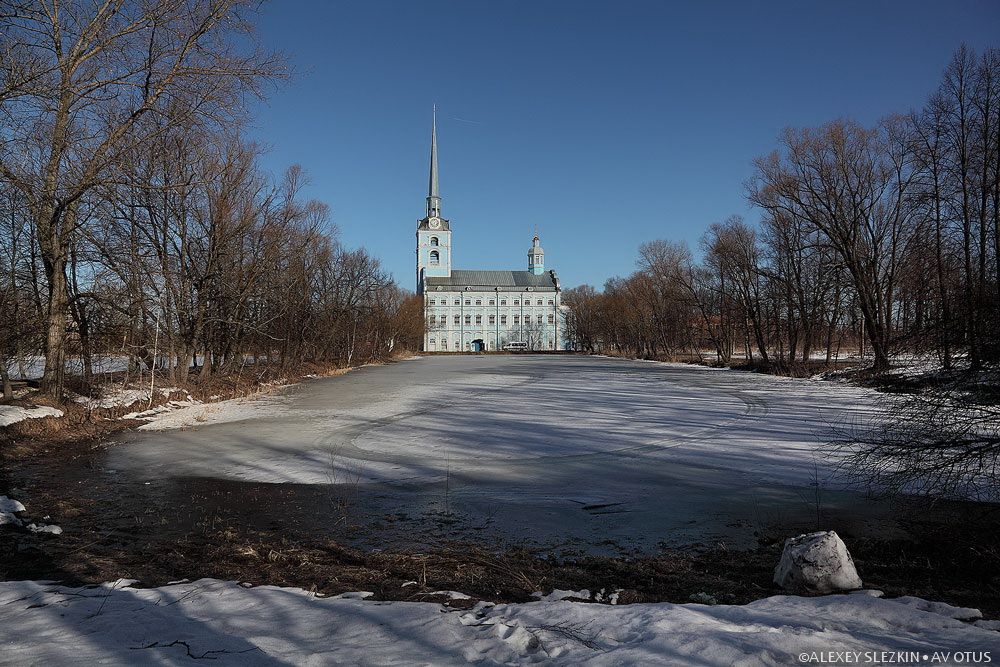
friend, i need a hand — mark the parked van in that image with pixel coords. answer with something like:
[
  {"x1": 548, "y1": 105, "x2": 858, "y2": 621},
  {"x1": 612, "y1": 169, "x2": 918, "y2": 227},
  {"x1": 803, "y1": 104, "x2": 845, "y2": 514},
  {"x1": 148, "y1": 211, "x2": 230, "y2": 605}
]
[{"x1": 503, "y1": 341, "x2": 528, "y2": 351}]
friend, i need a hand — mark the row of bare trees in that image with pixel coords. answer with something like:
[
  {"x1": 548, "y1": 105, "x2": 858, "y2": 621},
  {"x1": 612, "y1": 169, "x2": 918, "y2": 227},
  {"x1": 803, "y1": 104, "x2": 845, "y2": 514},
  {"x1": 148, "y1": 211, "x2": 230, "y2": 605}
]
[
  {"x1": 0, "y1": 1, "x2": 421, "y2": 401},
  {"x1": 565, "y1": 46, "x2": 1000, "y2": 373}
]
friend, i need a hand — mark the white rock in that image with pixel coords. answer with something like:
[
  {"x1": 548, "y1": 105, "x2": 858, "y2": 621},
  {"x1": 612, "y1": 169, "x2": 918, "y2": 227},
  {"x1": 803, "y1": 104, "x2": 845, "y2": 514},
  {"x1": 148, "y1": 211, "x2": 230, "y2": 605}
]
[{"x1": 774, "y1": 530, "x2": 862, "y2": 594}]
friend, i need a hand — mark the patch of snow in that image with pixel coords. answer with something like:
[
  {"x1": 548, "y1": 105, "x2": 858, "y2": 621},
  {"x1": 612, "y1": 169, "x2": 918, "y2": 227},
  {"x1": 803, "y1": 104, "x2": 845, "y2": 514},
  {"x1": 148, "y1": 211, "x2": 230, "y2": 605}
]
[
  {"x1": 850, "y1": 589, "x2": 884, "y2": 598},
  {"x1": 532, "y1": 589, "x2": 590, "y2": 602},
  {"x1": 888, "y1": 596, "x2": 983, "y2": 621},
  {"x1": 0, "y1": 405, "x2": 63, "y2": 427},
  {"x1": 0, "y1": 579, "x2": 998, "y2": 664},
  {"x1": 0, "y1": 512, "x2": 22, "y2": 527},
  {"x1": 594, "y1": 588, "x2": 623, "y2": 605},
  {"x1": 136, "y1": 391, "x2": 290, "y2": 431},
  {"x1": 429, "y1": 590, "x2": 472, "y2": 600},
  {"x1": 73, "y1": 386, "x2": 185, "y2": 410},
  {"x1": 26, "y1": 523, "x2": 62, "y2": 535},
  {"x1": 0, "y1": 496, "x2": 25, "y2": 514},
  {"x1": 330, "y1": 591, "x2": 374, "y2": 600}
]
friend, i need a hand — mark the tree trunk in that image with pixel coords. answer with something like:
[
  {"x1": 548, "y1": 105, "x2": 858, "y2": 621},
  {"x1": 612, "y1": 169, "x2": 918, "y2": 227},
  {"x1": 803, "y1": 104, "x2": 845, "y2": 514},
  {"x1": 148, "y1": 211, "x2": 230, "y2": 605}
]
[{"x1": 40, "y1": 255, "x2": 69, "y2": 399}]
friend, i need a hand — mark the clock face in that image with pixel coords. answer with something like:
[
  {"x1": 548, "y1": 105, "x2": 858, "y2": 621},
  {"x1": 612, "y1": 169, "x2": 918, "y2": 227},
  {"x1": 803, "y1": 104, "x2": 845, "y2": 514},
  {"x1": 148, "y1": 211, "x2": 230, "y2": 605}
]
[{"x1": 428, "y1": 217, "x2": 441, "y2": 229}]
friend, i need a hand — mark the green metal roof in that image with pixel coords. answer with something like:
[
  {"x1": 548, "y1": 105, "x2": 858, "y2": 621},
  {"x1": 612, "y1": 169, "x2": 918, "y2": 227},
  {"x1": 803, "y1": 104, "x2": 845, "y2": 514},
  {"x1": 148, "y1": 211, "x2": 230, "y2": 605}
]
[{"x1": 425, "y1": 270, "x2": 558, "y2": 289}]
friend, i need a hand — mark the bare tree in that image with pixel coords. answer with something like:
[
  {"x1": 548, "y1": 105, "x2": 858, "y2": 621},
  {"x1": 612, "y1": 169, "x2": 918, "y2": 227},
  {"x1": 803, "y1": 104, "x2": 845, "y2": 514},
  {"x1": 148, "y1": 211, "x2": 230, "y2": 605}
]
[{"x1": 0, "y1": 0, "x2": 281, "y2": 398}]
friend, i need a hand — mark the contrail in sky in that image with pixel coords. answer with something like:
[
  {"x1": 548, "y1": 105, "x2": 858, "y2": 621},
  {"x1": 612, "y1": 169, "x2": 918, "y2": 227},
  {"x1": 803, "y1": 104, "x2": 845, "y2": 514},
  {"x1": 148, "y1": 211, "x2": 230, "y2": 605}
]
[{"x1": 449, "y1": 116, "x2": 482, "y2": 125}]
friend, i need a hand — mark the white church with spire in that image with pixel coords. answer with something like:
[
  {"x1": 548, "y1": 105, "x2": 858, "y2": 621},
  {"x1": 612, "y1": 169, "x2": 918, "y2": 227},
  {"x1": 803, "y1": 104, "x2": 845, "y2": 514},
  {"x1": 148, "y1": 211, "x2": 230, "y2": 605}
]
[{"x1": 415, "y1": 109, "x2": 565, "y2": 352}]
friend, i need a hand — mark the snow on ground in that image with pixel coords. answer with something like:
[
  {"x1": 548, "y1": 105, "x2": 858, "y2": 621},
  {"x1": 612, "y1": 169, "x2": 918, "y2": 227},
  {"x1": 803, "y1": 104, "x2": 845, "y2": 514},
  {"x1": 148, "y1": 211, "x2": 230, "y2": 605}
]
[
  {"x1": 0, "y1": 495, "x2": 61, "y2": 534},
  {"x1": 73, "y1": 385, "x2": 185, "y2": 410},
  {"x1": 0, "y1": 579, "x2": 996, "y2": 665},
  {"x1": 0, "y1": 496, "x2": 26, "y2": 527},
  {"x1": 134, "y1": 388, "x2": 289, "y2": 431},
  {"x1": 0, "y1": 405, "x2": 63, "y2": 427}
]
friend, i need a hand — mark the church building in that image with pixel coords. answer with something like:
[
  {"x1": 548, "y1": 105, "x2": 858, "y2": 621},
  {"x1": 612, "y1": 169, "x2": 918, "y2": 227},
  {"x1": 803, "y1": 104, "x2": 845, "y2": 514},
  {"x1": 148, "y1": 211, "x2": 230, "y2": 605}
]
[{"x1": 415, "y1": 111, "x2": 563, "y2": 352}]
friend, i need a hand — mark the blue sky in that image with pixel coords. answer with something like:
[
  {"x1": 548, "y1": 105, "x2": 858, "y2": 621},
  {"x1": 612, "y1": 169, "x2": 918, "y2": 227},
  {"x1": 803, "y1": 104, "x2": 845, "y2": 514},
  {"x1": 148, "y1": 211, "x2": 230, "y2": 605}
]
[{"x1": 246, "y1": 1, "x2": 999, "y2": 291}]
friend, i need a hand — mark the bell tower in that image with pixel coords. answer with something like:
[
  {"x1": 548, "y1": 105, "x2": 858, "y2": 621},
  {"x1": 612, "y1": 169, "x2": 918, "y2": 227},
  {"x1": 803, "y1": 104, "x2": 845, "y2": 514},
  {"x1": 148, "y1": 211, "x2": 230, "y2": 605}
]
[
  {"x1": 528, "y1": 234, "x2": 545, "y2": 275},
  {"x1": 416, "y1": 106, "x2": 451, "y2": 290}
]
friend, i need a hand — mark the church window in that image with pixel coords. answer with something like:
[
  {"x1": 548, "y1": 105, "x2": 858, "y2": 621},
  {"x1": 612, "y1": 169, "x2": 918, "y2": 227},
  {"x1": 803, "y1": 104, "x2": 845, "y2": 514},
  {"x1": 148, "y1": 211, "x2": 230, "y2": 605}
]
[
  {"x1": 475, "y1": 315, "x2": 482, "y2": 325},
  {"x1": 475, "y1": 299, "x2": 482, "y2": 305},
  {"x1": 429, "y1": 315, "x2": 436, "y2": 325},
  {"x1": 500, "y1": 299, "x2": 507, "y2": 306},
  {"x1": 429, "y1": 250, "x2": 439, "y2": 265},
  {"x1": 537, "y1": 299, "x2": 543, "y2": 306},
  {"x1": 489, "y1": 314, "x2": 495, "y2": 325},
  {"x1": 514, "y1": 299, "x2": 520, "y2": 305},
  {"x1": 428, "y1": 299, "x2": 435, "y2": 305},
  {"x1": 454, "y1": 299, "x2": 460, "y2": 305},
  {"x1": 547, "y1": 299, "x2": 554, "y2": 305},
  {"x1": 548, "y1": 314, "x2": 555, "y2": 324},
  {"x1": 514, "y1": 315, "x2": 520, "y2": 325},
  {"x1": 464, "y1": 299, "x2": 471, "y2": 305},
  {"x1": 465, "y1": 315, "x2": 471, "y2": 325},
  {"x1": 488, "y1": 299, "x2": 495, "y2": 306},
  {"x1": 500, "y1": 315, "x2": 507, "y2": 325},
  {"x1": 454, "y1": 315, "x2": 460, "y2": 325},
  {"x1": 430, "y1": 236, "x2": 439, "y2": 246}
]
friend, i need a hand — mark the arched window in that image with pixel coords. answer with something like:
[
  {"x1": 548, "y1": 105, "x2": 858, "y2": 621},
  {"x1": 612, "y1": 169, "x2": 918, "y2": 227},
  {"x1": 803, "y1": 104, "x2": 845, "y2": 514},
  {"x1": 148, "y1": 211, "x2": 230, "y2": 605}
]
[
  {"x1": 430, "y1": 236, "x2": 439, "y2": 247},
  {"x1": 429, "y1": 250, "x2": 440, "y2": 265}
]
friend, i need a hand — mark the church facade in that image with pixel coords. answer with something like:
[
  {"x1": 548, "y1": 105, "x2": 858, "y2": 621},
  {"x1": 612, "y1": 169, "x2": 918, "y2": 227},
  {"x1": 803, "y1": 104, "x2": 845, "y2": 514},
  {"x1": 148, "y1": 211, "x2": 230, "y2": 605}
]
[{"x1": 415, "y1": 112, "x2": 564, "y2": 352}]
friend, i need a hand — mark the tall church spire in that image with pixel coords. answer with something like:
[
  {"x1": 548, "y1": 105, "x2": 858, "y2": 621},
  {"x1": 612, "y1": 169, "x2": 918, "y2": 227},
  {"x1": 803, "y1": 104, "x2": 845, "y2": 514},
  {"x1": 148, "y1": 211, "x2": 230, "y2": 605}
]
[{"x1": 426, "y1": 106, "x2": 441, "y2": 218}]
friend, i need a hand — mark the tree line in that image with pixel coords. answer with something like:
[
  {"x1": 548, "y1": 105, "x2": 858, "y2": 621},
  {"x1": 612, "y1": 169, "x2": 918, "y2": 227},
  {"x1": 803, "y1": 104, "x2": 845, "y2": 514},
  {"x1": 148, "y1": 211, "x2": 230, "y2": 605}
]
[
  {"x1": 565, "y1": 45, "x2": 1000, "y2": 373},
  {"x1": 0, "y1": 1, "x2": 421, "y2": 400}
]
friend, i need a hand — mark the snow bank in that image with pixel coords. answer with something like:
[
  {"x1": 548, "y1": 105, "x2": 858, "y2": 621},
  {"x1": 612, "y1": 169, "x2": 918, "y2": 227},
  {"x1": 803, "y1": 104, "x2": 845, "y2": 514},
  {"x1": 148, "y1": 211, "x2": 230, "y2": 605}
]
[
  {"x1": 0, "y1": 579, "x2": 996, "y2": 665},
  {"x1": 0, "y1": 405, "x2": 63, "y2": 427}
]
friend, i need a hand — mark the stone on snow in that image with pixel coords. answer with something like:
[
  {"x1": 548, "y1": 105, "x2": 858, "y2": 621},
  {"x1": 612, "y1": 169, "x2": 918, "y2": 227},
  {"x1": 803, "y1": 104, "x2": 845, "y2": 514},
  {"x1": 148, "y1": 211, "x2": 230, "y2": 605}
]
[{"x1": 774, "y1": 530, "x2": 862, "y2": 594}]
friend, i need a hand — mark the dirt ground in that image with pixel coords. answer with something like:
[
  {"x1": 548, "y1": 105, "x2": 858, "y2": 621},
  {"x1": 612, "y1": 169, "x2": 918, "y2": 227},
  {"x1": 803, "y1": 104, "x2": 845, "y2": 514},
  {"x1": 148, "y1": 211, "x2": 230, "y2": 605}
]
[{"x1": 3, "y1": 432, "x2": 999, "y2": 617}]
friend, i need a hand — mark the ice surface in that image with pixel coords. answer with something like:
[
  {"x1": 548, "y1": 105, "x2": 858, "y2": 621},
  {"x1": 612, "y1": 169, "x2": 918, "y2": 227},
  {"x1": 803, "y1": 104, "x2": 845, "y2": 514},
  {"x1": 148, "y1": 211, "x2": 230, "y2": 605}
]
[{"x1": 101, "y1": 356, "x2": 901, "y2": 550}]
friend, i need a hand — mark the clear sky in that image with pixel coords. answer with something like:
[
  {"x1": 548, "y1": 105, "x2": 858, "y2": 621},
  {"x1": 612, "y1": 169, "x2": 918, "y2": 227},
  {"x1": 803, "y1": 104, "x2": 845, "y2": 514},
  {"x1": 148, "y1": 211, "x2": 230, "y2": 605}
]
[{"x1": 246, "y1": 0, "x2": 999, "y2": 291}]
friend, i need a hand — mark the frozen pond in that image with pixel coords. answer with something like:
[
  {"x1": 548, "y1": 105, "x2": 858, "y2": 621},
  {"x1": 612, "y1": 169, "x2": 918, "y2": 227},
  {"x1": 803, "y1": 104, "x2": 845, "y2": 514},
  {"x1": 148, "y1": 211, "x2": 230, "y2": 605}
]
[{"x1": 104, "y1": 355, "x2": 892, "y2": 553}]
